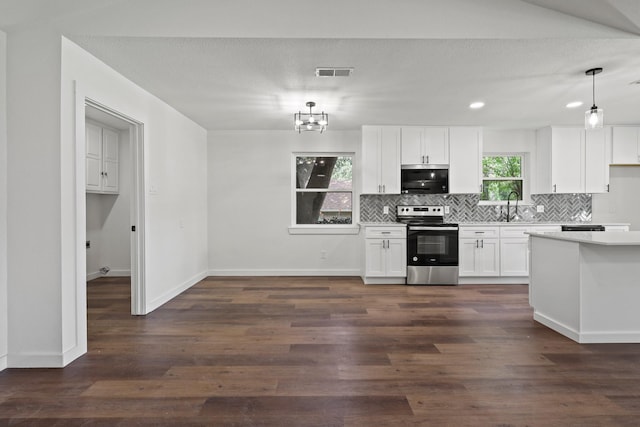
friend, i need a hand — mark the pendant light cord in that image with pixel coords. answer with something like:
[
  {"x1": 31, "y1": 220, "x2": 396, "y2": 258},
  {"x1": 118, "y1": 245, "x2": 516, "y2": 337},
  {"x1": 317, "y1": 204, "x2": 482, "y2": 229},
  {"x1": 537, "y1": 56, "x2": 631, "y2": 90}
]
[{"x1": 592, "y1": 71, "x2": 596, "y2": 107}]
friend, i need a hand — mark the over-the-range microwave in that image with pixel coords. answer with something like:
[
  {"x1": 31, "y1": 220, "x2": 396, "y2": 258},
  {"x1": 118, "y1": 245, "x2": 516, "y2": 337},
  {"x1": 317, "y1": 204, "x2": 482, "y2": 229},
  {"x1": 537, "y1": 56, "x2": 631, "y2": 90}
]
[{"x1": 401, "y1": 164, "x2": 449, "y2": 194}]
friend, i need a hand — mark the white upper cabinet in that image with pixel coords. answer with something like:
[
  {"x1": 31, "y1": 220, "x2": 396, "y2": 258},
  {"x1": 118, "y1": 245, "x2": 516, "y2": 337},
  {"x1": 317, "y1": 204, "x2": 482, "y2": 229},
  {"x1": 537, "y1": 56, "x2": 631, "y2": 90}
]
[
  {"x1": 584, "y1": 128, "x2": 611, "y2": 193},
  {"x1": 362, "y1": 126, "x2": 401, "y2": 194},
  {"x1": 448, "y1": 127, "x2": 482, "y2": 194},
  {"x1": 536, "y1": 127, "x2": 584, "y2": 194},
  {"x1": 611, "y1": 126, "x2": 640, "y2": 164},
  {"x1": 536, "y1": 126, "x2": 610, "y2": 194},
  {"x1": 400, "y1": 126, "x2": 449, "y2": 165},
  {"x1": 86, "y1": 121, "x2": 119, "y2": 194}
]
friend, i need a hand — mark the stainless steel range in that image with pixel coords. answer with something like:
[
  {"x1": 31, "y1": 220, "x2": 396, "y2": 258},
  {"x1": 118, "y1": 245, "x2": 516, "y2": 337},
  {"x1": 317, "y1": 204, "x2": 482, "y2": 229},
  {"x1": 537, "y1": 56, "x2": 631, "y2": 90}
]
[{"x1": 397, "y1": 205, "x2": 459, "y2": 285}]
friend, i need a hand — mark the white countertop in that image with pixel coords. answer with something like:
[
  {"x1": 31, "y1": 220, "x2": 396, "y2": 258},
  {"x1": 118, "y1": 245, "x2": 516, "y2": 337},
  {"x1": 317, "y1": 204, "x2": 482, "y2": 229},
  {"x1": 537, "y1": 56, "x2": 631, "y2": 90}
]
[
  {"x1": 528, "y1": 231, "x2": 640, "y2": 246},
  {"x1": 460, "y1": 222, "x2": 630, "y2": 226},
  {"x1": 359, "y1": 222, "x2": 406, "y2": 227}
]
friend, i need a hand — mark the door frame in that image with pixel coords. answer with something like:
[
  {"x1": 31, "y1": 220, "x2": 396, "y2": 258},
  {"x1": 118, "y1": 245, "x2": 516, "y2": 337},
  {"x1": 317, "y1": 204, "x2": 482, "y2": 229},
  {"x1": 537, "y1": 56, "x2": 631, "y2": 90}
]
[{"x1": 78, "y1": 95, "x2": 146, "y2": 315}]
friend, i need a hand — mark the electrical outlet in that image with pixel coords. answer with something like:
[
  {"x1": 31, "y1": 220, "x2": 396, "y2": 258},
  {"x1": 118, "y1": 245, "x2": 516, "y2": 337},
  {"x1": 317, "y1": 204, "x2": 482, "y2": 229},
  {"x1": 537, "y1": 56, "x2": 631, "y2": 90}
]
[
  {"x1": 383, "y1": 206, "x2": 389, "y2": 215},
  {"x1": 536, "y1": 205, "x2": 545, "y2": 213},
  {"x1": 444, "y1": 206, "x2": 450, "y2": 214}
]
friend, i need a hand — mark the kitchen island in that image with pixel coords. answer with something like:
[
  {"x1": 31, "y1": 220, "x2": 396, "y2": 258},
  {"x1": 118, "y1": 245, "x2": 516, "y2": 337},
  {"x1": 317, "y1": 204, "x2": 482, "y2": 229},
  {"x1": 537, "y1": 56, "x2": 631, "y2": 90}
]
[{"x1": 528, "y1": 231, "x2": 640, "y2": 343}]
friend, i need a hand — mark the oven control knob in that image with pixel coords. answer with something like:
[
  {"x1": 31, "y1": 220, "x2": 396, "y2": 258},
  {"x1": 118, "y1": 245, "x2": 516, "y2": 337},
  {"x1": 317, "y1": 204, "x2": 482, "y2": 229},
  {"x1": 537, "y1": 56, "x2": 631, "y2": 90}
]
[{"x1": 413, "y1": 257, "x2": 418, "y2": 262}]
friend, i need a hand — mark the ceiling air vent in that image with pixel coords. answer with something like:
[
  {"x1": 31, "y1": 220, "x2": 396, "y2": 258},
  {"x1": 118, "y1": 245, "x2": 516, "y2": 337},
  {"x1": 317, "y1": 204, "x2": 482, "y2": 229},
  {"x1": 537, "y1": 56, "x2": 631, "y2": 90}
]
[{"x1": 315, "y1": 67, "x2": 354, "y2": 77}]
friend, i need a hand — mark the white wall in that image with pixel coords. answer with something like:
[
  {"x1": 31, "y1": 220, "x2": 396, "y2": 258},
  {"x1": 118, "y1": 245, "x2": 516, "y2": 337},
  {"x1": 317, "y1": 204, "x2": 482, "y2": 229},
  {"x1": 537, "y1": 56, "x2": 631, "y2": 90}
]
[
  {"x1": 61, "y1": 36, "x2": 208, "y2": 324},
  {"x1": 592, "y1": 166, "x2": 640, "y2": 230},
  {"x1": 0, "y1": 30, "x2": 8, "y2": 371},
  {"x1": 208, "y1": 130, "x2": 361, "y2": 275},
  {"x1": 7, "y1": 28, "x2": 65, "y2": 367},
  {"x1": 86, "y1": 128, "x2": 131, "y2": 279},
  {"x1": 4, "y1": 30, "x2": 207, "y2": 368}
]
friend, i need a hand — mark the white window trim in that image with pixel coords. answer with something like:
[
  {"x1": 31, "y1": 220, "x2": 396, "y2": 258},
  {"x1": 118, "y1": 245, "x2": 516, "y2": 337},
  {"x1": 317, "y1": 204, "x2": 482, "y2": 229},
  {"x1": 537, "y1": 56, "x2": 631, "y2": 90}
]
[
  {"x1": 479, "y1": 152, "x2": 532, "y2": 205},
  {"x1": 289, "y1": 152, "x2": 359, "y2": 235}
]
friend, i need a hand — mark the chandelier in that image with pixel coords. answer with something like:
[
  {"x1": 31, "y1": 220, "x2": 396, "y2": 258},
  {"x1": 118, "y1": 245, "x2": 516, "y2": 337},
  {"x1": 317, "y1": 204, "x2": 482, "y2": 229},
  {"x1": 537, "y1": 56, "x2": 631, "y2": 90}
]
[{"x1": 294, "y1": 101, "x2": 328, "y2": 133}]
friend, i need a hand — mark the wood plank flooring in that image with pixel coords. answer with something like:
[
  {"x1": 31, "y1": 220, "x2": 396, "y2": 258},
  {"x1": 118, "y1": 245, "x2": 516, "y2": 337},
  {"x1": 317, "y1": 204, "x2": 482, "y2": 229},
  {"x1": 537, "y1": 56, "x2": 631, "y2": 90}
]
[{"x1": 2, "y1": 276, "x2": 640, "y2": 426}]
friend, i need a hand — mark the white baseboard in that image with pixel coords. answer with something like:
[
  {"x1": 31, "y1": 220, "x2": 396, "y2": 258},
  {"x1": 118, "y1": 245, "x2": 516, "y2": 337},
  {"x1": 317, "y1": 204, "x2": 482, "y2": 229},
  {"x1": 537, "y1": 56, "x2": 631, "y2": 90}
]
[
  {"x1": 362, "y1": 277, "x2": 406, "y2": 285},
  {"x1": 145, "y1": 270, "x2": 208, "y2": 314},
  {"x1": 533, "y1": 311, "x2": 580, "y2": 342},
  {"x1": 87, "y1": 269, "x2": 131, "y2": 281},
  {"x1": 207, "y1": 268, "x2": 361, "y2": 277},
  {"x1": 458, "y1": 277, "x2": 529, "y2": 285},
  {"x1": 8, "y1": 351, "x2": 66, "y2": 368},
  {"x1": 8, "y1": 342, "x2": 85, "y2": 367}
]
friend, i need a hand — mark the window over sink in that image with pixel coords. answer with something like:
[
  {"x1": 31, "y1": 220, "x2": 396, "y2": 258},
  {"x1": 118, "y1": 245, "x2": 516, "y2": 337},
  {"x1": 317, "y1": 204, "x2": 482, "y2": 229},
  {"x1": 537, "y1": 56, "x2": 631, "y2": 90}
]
[
  {"x1": 481, "y1": 154, "x2": 528, "y2": 203},
  {"x1": 290, "y1": 154, "x2": 358, "y2": 234}
]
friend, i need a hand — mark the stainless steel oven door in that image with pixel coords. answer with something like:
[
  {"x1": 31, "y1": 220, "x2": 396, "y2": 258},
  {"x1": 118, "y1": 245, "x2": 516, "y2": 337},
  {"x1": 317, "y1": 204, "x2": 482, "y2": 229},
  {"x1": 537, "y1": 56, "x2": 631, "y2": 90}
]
[{"x1": 406, "y1": 226, "x2": 459, "y2": 266}]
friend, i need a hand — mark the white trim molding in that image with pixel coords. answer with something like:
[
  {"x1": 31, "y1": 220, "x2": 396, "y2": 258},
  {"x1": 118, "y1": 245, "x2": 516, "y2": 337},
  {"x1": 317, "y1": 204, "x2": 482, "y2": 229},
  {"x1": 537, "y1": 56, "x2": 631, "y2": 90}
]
[
  {"x1": 145, "y1": 271, "x2": 207, "y2": 314},
  {"x1": 208, "y1": 269, "x2": 361, "y2": 277}
]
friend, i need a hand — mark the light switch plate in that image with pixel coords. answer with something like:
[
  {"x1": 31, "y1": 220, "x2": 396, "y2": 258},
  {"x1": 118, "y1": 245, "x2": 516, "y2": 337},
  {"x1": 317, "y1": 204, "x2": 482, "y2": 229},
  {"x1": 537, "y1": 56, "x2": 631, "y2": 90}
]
[
  {"x1": 536, "y1": 205, "x2": 544, "y2": 213},
  {"x1": 444, "y1": 206, "x2": 450, "y2": 214},
  {"x1": 383, "y1": 206, "x2": 389, "y2": 215}
]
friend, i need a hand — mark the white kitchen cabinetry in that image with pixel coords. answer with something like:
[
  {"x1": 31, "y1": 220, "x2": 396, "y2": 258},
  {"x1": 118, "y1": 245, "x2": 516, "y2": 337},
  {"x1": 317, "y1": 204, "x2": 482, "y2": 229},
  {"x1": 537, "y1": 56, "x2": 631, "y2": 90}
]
[
  {"x1": 86, "y1": 121, "x2": 119, "y2": 194},
  {"x1": 585, "y1": 128, "x2": 611, "y2": 193},
  {"x1": 459, "y1": 226, "x2": 499, "y2": 276},
  {"x1": 499, "y1": 227, "x2": 530, "y2": 277},
  {"x1": 362, "y1": 126, "x2": 401, "y2": 194},
  {"x1": 536, "y1": 127, "x2": 584, "y2": 194},
  {"x1": 604, "y1": 225, "x2": 630, "y2": 232},
  {"x1": 449, "y1": 127, "x2": 482, "y2": 194},
  {"x1": 611, "y1": 126, "x2": 640, "y2": 164},
  {"x1": 401, "y1": 126, "x2": 449, "y2": 165},
  {"x1": 363, "y1": 226, "x2": 407, "y2": 283},
  {"x1": 536, "y1": 126, "x2": 610, "y2": 194}
]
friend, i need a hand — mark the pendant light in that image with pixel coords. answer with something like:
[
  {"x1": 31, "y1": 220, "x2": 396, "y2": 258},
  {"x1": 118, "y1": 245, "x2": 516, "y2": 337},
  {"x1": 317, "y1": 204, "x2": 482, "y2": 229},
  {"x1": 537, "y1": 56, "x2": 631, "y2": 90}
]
[
  {"x1": 294, "y1": 101, "x2": 328, "y2": 133},
  {"x1": 585, "y1": 67, "x2": 603, "y2": 130}
]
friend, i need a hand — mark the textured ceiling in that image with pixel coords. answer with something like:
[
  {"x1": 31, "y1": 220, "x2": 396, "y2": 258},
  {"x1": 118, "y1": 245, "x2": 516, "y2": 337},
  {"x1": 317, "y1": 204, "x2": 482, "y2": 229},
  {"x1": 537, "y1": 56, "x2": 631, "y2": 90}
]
[
  {"x1": 71, "y1": 37, "x2": 640, "y2": 130},
  {"x1": 2, "y1": 0, "x2": 640, "y2": 131}
]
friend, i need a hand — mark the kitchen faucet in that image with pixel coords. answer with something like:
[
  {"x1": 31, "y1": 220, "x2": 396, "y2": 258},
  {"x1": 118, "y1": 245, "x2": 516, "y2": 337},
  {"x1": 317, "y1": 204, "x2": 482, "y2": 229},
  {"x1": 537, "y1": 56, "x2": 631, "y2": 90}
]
[{"x1": 506, "y1": 191, "x2": 520, "y2": 222}]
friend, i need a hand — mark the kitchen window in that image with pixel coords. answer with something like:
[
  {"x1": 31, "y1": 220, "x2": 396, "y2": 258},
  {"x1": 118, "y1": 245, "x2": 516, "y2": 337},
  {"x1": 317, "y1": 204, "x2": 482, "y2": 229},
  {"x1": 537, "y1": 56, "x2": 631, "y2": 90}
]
[
  {"x1": 481, "y1": 154, "x2": 527, "y2": 202},
  {"x1": 290, "y1": 154, "x2": 357, "y2": 234}
]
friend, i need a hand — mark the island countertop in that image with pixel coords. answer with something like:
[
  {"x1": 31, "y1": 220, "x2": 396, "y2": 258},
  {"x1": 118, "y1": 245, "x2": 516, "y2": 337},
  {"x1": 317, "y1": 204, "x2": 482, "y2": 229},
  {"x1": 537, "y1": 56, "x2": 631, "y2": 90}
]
[{"x1": 527, "y1": 231, "x2": 640, "y2": 246}]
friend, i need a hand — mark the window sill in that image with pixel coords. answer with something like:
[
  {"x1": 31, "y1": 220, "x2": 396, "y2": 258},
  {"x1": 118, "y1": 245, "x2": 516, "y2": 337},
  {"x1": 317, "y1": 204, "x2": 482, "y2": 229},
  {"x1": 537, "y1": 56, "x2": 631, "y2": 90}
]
[{"x1": 288, "y1": 225, "x2": 361, "y2": 235}]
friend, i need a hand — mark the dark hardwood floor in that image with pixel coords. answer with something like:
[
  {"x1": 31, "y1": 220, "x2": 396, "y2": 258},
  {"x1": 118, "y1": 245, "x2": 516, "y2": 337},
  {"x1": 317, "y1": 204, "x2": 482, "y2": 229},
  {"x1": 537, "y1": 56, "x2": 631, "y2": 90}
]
[{"x1": 1, "y1": 276, "x2": 640, "y2": 426}]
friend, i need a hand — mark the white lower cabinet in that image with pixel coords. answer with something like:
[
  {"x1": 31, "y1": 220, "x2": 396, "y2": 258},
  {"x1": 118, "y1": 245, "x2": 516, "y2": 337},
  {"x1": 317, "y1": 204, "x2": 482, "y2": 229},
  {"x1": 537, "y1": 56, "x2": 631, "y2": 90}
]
[
  {"x1": 459, "y1": 238, "x2": 499, "y2": 276},
  {"x1": 499, "y1": 227, "x2": 531, "y2": 276},
  {"x1": 460, "y1": 224, "x2": 563, "y2": 282},
  {"x1": 459, "y1": 226, "x2": 500, "y2": 276},
  {"x1": 363, "y1": 226, "x2": 406, "y2": 284}
]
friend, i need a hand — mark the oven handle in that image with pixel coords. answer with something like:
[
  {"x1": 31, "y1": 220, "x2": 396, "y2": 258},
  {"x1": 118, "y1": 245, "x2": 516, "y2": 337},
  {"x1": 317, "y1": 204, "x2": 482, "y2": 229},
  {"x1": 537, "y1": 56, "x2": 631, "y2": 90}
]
[{"x1": 408, "y1": 226, "x2": 459, "y2": 231}]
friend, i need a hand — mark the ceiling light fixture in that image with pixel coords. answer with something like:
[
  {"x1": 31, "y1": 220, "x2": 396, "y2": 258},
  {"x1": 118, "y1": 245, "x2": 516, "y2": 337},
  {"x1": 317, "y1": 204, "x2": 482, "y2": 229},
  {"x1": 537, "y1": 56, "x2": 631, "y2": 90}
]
[
  {"x1": 566, "y1": 101, "x2": 583, "y2": 108},
  {"x1": 469, "y1": 101, "x2": 485, "y2": 109},
  {"x1": 294, "y1": 101, "x2": 328, "y2": 133},
  {"x1": 585, "y1": 67, "x2": 603, "y2": 130}
]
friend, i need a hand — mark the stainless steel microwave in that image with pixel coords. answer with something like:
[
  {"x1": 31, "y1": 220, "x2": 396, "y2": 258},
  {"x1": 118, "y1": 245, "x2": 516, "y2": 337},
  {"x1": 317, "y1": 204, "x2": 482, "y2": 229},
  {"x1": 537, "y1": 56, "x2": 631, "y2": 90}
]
[{"x1": 401, "y1": 164, "x2": 449, "y2": 194}]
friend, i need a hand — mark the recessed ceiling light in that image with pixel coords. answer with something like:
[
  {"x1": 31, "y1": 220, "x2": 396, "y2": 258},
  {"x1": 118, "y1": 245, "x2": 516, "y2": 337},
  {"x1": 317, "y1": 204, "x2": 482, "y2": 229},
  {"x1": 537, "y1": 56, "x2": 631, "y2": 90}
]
[
  {"x1": 566, "y1": 101, "x2": 583, "y2": 108},
  {"x1": 469, "y1": 102, "x2": 485, "y2": 109}
]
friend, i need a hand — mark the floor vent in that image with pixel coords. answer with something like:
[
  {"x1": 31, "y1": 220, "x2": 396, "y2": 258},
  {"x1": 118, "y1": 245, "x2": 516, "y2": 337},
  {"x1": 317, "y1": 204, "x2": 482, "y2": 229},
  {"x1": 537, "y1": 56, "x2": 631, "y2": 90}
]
[{"x1": 316, "y1": 67, "x2": 354, "y2": 77}]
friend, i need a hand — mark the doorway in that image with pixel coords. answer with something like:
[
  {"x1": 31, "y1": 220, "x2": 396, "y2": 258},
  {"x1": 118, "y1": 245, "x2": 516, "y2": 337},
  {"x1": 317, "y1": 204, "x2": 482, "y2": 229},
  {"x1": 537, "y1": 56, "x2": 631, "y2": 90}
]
[{"x1": 83, "y1": 99, "x2": 145, "y2": 315}]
